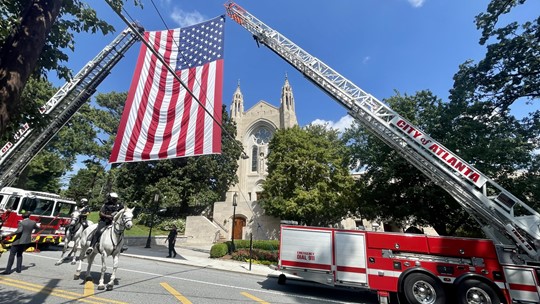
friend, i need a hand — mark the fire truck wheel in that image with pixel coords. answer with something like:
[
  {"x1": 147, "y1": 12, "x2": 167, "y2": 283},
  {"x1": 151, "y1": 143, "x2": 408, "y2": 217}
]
[
  {"x1": 277, "y1": 274, "x2": 286, "y2": 285},
  {"x1": 457, "y1": 280, "x2": 500, "y2": 304},
  {"x1": 403, "y1": 273, "x2": 445, "y2": 304}
]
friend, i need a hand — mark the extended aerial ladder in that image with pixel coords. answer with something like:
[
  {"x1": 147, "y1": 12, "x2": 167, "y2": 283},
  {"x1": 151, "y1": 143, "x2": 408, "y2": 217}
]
[
  {"x1": 0, "y1": 24, "x2": 143, "y2": 188},
  {"x1": 225, "y1": 2, "x2": 540, "y2": 263}
]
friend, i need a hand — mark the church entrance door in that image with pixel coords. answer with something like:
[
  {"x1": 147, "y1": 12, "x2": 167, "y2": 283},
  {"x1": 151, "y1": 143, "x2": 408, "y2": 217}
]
[{"x1": 233, "y1": 217, "x2": 245, "y2": 240}]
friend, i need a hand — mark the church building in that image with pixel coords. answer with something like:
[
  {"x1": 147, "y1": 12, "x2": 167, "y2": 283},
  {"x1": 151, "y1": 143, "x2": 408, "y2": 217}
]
[{"x1": 185, "y1": 76, "x2": 298, "y2": 243}]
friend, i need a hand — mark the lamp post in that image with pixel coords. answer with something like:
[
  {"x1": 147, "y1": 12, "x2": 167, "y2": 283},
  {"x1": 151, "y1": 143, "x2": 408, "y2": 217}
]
[
  {"x1": 145, "y1": 193, "x2": 160, "y2": 248},
  {"x1": 231, "y1": 192, "x2": 238, "y2": 252}
]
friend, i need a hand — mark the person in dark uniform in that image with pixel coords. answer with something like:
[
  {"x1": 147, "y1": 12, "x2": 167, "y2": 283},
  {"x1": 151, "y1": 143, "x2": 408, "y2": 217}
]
[
  {"x1": 77, "y1": 198, "x2": 90, "y2": 230},
  {"x1": 69, "y1": 198, "x2": 90, "y2": 236},
  {"x1": 1, "y1": 211, "x2": 39, "y2": 274},
  {"x1": 165, "y1": 225, "x2": 178, "y2": 258},
  {"x1": 85, "y1": 193, "x2": 124, "y2": 255}
]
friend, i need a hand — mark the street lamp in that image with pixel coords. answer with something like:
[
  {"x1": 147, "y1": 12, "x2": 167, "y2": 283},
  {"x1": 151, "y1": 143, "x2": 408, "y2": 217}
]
[
  {"x1": 145, "y1": 193, "x2": 160, "y2": 248},
  {"x1": 231, "y1": 192, "x2": 238, "y2": 252}
]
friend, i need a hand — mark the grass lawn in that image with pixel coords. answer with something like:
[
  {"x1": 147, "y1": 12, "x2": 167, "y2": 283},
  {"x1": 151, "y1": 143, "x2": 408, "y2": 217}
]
[{"x1": 87, "y1": 211, "x2": 167, "y2": 237}]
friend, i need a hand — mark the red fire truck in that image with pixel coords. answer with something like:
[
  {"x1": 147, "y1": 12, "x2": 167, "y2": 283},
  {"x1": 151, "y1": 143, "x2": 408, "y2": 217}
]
[
  {"x1": 0, "y1": 187, "x2": 76, "y2": 247},
  {"x1": 225, "y1": 2, "x2": 540, "y2": 304}
]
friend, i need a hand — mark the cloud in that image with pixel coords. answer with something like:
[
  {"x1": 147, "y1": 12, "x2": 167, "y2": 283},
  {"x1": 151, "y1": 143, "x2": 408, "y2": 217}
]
[
  {"x1": 408, "y1": 0, "x2": 426, "y2": 8},
  {"x1": 310, "y1": 115, "x2": 354, "y2": 133},
  {"x1": 170, "y1": 7, "x2": 206, "y2": 27}
]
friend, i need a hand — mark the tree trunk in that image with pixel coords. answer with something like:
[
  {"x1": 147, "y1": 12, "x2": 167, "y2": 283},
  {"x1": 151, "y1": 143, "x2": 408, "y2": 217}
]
[{"x1": 0, "y1": 0, "x2": 62, "y2": 137}]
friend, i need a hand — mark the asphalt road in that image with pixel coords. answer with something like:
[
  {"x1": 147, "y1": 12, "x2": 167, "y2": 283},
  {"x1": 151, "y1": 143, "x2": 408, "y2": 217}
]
[{"x1": 0, "y1": 246, "x2": 378, "y2": 304}]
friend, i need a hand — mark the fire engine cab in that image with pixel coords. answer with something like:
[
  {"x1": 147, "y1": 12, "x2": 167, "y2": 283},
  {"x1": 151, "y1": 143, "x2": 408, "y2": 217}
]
[{"x1": 0, "y1": 187, "x2": 76, "y2": 247}]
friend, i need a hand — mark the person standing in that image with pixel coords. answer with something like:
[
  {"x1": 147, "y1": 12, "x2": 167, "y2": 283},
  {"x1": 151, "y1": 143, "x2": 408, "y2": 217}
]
[
  {"x1": 165, "y1": 225, "x2": 177, "y2": 258},
  {"x1": 1, "y1": 211, "x2": 39, "y2": 275}
]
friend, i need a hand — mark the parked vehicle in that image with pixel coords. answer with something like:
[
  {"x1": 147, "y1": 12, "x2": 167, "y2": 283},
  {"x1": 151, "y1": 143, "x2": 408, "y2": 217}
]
[{"x1": 0, "y1": 187, "x2": 76, "y2": 247}]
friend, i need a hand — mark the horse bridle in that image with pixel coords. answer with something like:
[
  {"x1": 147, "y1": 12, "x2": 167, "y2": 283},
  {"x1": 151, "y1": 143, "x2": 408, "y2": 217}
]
[{"x1": 109, "y1": 211, "x2": 133, "y2": 249}]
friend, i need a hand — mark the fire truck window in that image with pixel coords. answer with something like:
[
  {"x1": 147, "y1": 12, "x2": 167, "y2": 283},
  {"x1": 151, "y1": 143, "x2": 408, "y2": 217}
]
[
  {"x1": 5, "y1": 197, "x2": 20, "y2": 211},
  {"x1": 34, "y1": 199, "x2": 54, "y2": 216},
  {"x1": 54, "y1": 202, "x2": 74, "y2": 217},
  {"x1": 20, "y1": 198, "x2": 37, "y2": 214}
]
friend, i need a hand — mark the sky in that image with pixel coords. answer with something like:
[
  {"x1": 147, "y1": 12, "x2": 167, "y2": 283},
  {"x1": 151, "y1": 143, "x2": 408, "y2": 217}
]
[{"x1": 53, "y1": 0, "x2": 539, "y2": 175}]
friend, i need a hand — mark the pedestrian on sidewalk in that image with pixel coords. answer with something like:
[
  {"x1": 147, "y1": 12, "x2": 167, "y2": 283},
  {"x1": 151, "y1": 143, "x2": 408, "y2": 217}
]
[
  {"x1": 165, "y1": 225, "x2": 177, "y2": 258},
  {"x1": 1, "y1": 211, "x2": 39, "y2": 275}
]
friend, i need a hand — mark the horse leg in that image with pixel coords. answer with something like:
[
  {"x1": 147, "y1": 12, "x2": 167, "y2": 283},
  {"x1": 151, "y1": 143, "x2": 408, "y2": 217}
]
[
  {"x1": 70, "y1": 229, "x2": 83, "y2": 265},
  {"x1": 98, "y1": 252, "x2": 108, "y2": 290},
  {"x1": 84, "y1": 252, "x2": 96, "y2": 282},
  {"x1": 106, "y1": 253, "x2": 119, "y2": 291},
  {"x1": 74, "y1": 237, "x2": 89, "y2": 279},
  {"x1": 55, "y1": 237, "x2": 70, "y2": 265},
  {"x1": 70, "y1": 238, "x2": 79, "y2": 265}
]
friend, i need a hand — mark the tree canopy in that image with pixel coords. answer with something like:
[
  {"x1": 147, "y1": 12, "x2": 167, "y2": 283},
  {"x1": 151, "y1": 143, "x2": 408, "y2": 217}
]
[
  {"x1": 259, "y1": 125, "x2": 355, "y2": 226},
  {"x1": 452, "y1": 0, "x2": 539, "y2": 112},
  {"x1": 343, "y1": 89, "x2": 540, "y2": 236},
  {"x1": 0, "y1": 0, "x2": 134, "y2": 138}
]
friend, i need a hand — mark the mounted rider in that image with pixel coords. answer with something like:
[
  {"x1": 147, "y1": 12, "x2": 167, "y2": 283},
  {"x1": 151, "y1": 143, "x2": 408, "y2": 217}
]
[
  {"x1": 77, "y1": 198, "x2": 90, "y2": 230},
  {"x1": 68, "y1": 198, "x2": 90, "y2": 236},
  {"x1": 85, "y1": 193, "x2": 124, "y2": 255}
]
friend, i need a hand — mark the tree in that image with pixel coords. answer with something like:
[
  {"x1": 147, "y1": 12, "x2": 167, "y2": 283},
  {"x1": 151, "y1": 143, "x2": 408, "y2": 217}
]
[
  {"x1": 6, "y1": 76, "x2": 98, "y2": 192},
  {"x1": 259, "y1": 125, "x2": 355, "y2": 226},
  {"x1": 65, "y1": 91, "x2": 127, "y2": 203},
  {"x1": 343, "y1": 90, "x2": 540, "y2": 235},
  {"x1": 65, "y1": 159, "x2": 107, "y2": 207},
  {"x1": 449, "y1": 0, "x2": 540, "y2": 211},
  {"x1": 452, "y1": 0, "x2": 539, "y2": 112},
  {"x1": 343, "y1": 91, "x2": 466, "y2": 235},
  {"x1": 0, "y1": 0, "x2": 130, "y2": 137}
]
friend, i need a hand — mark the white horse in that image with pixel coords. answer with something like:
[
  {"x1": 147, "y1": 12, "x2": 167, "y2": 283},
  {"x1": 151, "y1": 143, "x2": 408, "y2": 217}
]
[
  {"x1": 55, "y1": 210, "x2": 93, "y2": 265},
  {"x1": 74, "y1": 207, "x2": 134, "y2": 291}
]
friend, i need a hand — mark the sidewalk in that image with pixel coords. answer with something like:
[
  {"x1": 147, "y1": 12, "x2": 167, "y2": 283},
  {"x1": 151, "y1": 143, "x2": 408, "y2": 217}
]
[{"x1": 121, "y1": 242, "x2": 283, "y2": 278}]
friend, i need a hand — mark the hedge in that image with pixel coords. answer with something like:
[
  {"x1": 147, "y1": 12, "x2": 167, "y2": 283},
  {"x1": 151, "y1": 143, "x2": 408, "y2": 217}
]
[
  {"x1": 209, "y1": 243, "x2": 228, "y2": 258},
  {"x1": 210, "y1": 240, "x2": 279, "y2": 263}
]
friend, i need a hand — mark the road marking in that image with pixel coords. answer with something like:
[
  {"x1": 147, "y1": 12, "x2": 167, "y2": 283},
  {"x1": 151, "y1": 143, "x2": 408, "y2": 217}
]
[
  {"x1": 241, "y1": 291, "x2": 270, "y2": 304},
  {"x1": 0, "y1": 277, "x2": 127, "y2": 304},
  {"x1": 34, "y1": 254, "x2": 353, "y2": 303},
  {"x1": 84, "y1": 281, "x2": 94, "y2": 296},
  {"x1": 160, "y1": 282, "x2": 193, "y2": 303}
]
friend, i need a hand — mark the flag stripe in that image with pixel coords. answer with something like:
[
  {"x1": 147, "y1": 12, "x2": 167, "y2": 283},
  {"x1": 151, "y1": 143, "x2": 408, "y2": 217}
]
[
  {"x1": 195, "y1": 64, "x2": 209, "y2": 155},
  {"x1": 141, "y1": 30, "x2": 174, "y2": 160},
  {"x1": 212, "y1": 60, "x2": 223, "y2": 153},
  {"x1": 109, "y1": 32, "x2": 150, "y2": 162},
  {"x1": 127, "y1": 31, "x2": 162, "y2": 161}
]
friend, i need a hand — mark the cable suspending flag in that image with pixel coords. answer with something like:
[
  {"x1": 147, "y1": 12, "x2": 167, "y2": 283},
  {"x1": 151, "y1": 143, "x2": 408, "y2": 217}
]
[{"x1": 109, "y1": 16, "x2": 224, "y2": 163}]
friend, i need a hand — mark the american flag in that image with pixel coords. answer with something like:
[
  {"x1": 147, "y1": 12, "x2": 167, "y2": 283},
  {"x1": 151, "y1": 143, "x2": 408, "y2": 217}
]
[{"x1": 109, "y1": 16, "x2": 225, "y2": 163}]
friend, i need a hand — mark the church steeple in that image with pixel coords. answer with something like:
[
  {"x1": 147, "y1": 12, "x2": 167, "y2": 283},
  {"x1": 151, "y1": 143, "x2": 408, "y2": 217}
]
[
  {"x1": 280, "y1": 73, "x2": 298, "y2": 128},
  {"x1": 230, "y1": 80, "x2": 244, "y2": 119}
]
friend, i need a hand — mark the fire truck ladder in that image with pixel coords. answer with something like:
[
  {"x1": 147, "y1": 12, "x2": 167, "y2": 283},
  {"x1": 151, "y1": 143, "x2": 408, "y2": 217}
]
[
  {"x1": 225, "y1": 2, "x2": 540, "y2": 263},
  {"x1": 0, "y1": 24, "x2": 143, "y2": 188}
]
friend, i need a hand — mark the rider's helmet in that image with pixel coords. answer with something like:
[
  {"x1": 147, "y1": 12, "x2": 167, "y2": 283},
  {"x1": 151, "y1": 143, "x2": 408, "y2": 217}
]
[
  {"x1": 78, "y1": 198, "x2": 88, "y2": 207},
  {"x1": 107, "y1": 192, "x2": 119, "y2": 204}
]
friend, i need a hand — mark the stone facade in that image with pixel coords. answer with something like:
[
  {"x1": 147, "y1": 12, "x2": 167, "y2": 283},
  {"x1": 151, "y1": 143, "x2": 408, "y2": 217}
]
[{"x1": 185, "y1": 76, "x2": 297, "y2": 243}]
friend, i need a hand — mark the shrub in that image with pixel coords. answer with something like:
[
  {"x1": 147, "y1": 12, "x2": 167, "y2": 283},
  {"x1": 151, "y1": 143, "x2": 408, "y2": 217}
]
[
  {"x1": 228, "y1": 239, "x2": 279, "y2": 251},
  {"x1": 231, "y1": 248, "x2": 278, "y2": 263},
  {"x1": 156, "y1": 218, "x2": 185, "y2": 234},
  {"x1": 210, "y1": 243, "x2": 228, "y2": 258},
  {"x1": 134, "y1": 213, "x2": 185, "y2": 234}
]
